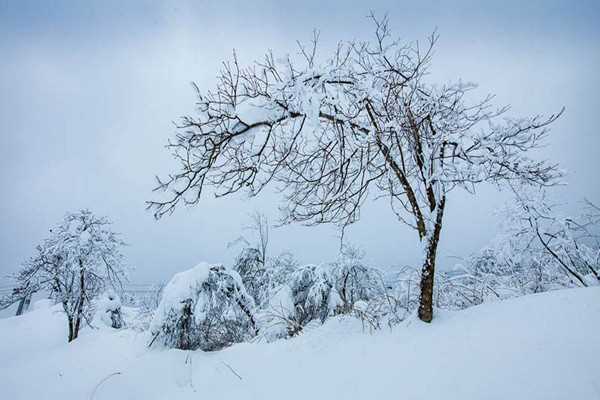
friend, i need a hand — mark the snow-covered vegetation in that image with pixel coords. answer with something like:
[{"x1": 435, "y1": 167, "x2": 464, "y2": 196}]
[
  {"x1": 145, "y1": 200, "x2": 598, "y2": 352},
  {"x1": 1, "y1": 8, "x2": 598, "y2": 400},
  {"x1": 95, "y1": 290, "x2": 124, "y2": 329},
  {"x1": 0, "y1": 210, "x2": 127, "y2": 341},
  {"x1": 148, "y1": 15, "x2": 564, "y2": 323},
  {"x1": 150, "y1": 262, "x2": 257, "y2": 351}
]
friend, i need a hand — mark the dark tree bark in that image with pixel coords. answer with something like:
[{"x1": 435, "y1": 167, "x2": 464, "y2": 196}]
[
  {"x1": 109, "y1": 309, "x2": 123, "y2": 329},
  {"x1": 15, "y1": 295, "x2": 31, "y2": 316},
  {"x1": 73, "y1": 314, "x2": 82, "y2": 342},
  {"x1": 70, "y1": 261, "x2": 86, "y2": 342},
  {"x1": 177, "y1": 299, "x2": 194, "y2": 350},
  {"x1": 234, "y1": 297, "x2": 258, "y2": 334},
  {"x1": 67, "y1": 316, "x2": 74, "y2": 342},
  {"x1": 418, "y1": 196, "x2": 446, "y2": 323}
]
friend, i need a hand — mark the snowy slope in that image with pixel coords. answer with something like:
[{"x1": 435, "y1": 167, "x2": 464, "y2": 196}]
[{"x1": 1, "y1": 288, "x2": 599, "y2": 400}]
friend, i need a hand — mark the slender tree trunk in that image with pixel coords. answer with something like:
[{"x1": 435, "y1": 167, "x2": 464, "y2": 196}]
[
  {"x1": 15, "y1": 294, "x2": 31, "y2": 316},
  {"x1": 67, "y1": 316, "x2": 74, "y2": 342},
  {"x1": 178, "y1": 299, "x2": 194, "y2": 350},
  {"x1": 73, "y1": 313, "x2": 82, "y2": 341},
  {"x1": 235, "y1": 298, "x2": 258, "y2": 334},
  {"x1": 418, "y1": 196, "x2": 446, "y2": 323},
  {"x1": 71, "y1": 261, "x2": 86, "y2": 341}
]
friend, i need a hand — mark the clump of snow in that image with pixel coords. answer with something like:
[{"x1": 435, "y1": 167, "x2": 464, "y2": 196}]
[
  {"x1": 266, "y1": 285, "x2": 295, "y2": 317},
  {"x1": 352, "y1": 300, "x2": 368, "y2": 312},
  {"x1": 256, "y1": 285, "x2": 295, "y2": 341},
  {"x1": 150, "y1": 262, "x2": 212, "y2": 334},
  {"x1": 95, "y1": 290, "x2": 123, "y2": 329},
  {"x1": 583, "y1": 273, "x2": 600, "y2": 286}
]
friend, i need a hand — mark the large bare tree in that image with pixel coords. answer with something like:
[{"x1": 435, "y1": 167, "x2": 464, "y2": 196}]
[{"x1": 148, "y1": 16, "x2": 561, "y2": 322}]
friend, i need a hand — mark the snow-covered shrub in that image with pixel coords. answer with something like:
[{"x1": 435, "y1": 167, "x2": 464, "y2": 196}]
[
  {"x1": 233, "y1": 247, "x2": 267, "y2": 306},
  {"x1": 150, "y1": 263, "x2": 257, "y2": 351},
  {"x1": 255, "y1": 264, "x2": 335, "y2": 338},
  {"x1": 233, "y1": 248, "x2": 302, "y2": 340},
  {"x1": 329, "y1": 247, "x2": 386, "y2": 314},
  {"x1": 502, "y1": 189, "x2": 600, "y2": 287},
  {"x1": 264, "y1": 251, "x2": 299, "y2": 288},
  {"x1": 432, "y1": 192, "x2": 600, "y2": 311},
  {"x1": 256, "y1": 284, "x2": 296, "y2": 341},
  {"x1": 435, "y1": 243, "x2": 574, "y2": 310},
  {"x1": 383, "y1": 266, "x2": 421, "y2": 320},
  {"x1": 257, "y1": 251, "x2": 407, "y2": 337},
  {"x1": 290, "y1": 264, "x2": 335, "y2": 326},
  {"x1": 95, "y1": 290, "x2": 124, "y2": 329}
]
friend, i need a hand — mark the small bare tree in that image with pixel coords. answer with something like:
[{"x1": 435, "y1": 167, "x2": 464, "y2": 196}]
[
  {"x1": 229, "y1": 212, "x2": 270, "y2": 265},
  {"x1": 228, "y1": 212, "x2": 271, "y2": 305},
  {"x1": 249, "y1": 212, "x2": 270, "y2": 265},
  {"x1": 148, "y1": 16, "x2": 561, "y2": 322}
]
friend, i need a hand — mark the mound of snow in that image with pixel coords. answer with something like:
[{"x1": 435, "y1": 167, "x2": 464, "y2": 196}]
[
  {"x1": 94, "y1": 291, "x2": 124, "y2": 329},
  {"x1": 0, "y1": 287, "x2": 598, "y2": 400},
  {"x1": 149, "y1": 262, "x2": 213, "y2": 334}
]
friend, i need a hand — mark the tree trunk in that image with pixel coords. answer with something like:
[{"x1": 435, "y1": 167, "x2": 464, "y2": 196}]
[
  {"x1": 235, "y1": 297, "x2": 258, "y2": 334},
  {"x1": 68, "y1": 316, "x2": 75, "y2": 342},
  {"x1": 177, "y1": 299, "x2": 194, "y2": 350},
  {"x1": 418, "y1": 196, "x2": 446, "y2": 323},
  {"x1": 16, "y1": 294, "x2": 31, "y2": 316},
  {"x1": 71, "y1": 261, "x2": 86, "y2": 342},
  {"x1": 73, "y1": 314, "x2": 82, "y2": 341}
]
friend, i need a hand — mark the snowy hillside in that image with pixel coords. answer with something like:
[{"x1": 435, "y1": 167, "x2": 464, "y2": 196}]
[{"x1": 1, "y1": 287, "x2": 598, "y2": 400}]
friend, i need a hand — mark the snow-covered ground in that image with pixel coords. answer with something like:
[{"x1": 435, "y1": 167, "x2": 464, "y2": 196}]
[{"x1": 1, "y1": 287, "x2": 599, "y2": 400}]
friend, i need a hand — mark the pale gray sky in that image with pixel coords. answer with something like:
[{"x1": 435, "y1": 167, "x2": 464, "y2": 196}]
[{"x1": 1, "y1": 0, "x2": 599, "y2": 283}]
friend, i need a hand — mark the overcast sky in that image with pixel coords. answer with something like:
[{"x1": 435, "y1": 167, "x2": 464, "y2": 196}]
[{"x1": 1, "y1": 0, "x2": 599, "y2": 283}]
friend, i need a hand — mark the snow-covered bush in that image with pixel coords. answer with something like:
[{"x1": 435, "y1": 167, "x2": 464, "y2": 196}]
[
  {"x1": 289, "y1": 264, "x2": 336, "y2": 330},
  {"x1": 255, "y1": 264, "x2": 336, "y2": 338},
  {"x1": 5, "y1": 210, "x2": 128, "y2": 342},
  {"x1": 232, "y1": 247, "x2": 303, "y2": 340},
  {"x1": 233, "y1": 247, "x2": 267, "y2": 306},
  {"x1": 435, "y1": 238, "x2": 578, "y2": 310},
  {"x1": 432, "y1": 192, "x2": 600, "y2": 310},
  {"x1": 266, "y1": 252, "x2": 298, "y2": 282},
  {"x1": 504, "y1": 190, "x2": 600, "y2": 287},
  {"x1": 229, "y1": 212, "x2": 273, "y2": 307},
  {"x1": 257, "y1": 252, "x2": 408, "y2": 337},
  {"x1": 383, "y1": 266, "x2": 422, "y2": 321},
  {"x1": 329, "y1": 247, "x2": 386, "y2": 314},
  {"x1": 238, "y1": 250, "x2": 305, "y2": 340},
  {"x1": 150, "y1": 263, "x2": 257, "y2": 351},
  {"x1": 256, "y1": 284, "x2": 296, "y2": 341},
  {"x1": 95, "y1": 290, "x2": 124, "y2": 329}
]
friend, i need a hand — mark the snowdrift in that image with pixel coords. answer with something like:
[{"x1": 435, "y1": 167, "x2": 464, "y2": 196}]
[{"x1": 1, "y1": 287, "x2": 598, "y2": 400}]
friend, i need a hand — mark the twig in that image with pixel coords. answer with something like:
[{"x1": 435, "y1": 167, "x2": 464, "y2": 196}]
[
  {"x1": 90, "y1": 372, "x2": 122, "y2": 400},
  {"x1": 147, "y1": 331, "x2": 160, "y2": 348},
  {"x1": 222, "y1": 361, "x2": 243, "y2": 380}
]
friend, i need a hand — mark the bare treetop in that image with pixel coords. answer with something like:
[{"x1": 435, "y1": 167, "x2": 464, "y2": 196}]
[{"x1": 148, "y1": 16, "x2": 561, "y2": 230}]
